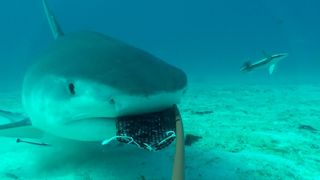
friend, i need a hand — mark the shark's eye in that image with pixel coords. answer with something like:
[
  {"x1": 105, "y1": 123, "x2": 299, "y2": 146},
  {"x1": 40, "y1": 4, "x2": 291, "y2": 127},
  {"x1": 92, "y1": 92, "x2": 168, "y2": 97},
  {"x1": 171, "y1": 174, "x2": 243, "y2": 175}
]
[{"x1": 68, "y1": 83, "x2": 76, "y2": 95}]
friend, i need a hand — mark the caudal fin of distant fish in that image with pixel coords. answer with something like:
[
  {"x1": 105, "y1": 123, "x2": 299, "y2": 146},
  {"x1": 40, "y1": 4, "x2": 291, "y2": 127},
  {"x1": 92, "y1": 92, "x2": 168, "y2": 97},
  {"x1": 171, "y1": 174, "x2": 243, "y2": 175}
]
[
  {"x1": 0, "y1": 110, "x2": 44, "y2": 139},
  {"x1": 42, "y1": 0, "x2": 64, "y2": 39}
]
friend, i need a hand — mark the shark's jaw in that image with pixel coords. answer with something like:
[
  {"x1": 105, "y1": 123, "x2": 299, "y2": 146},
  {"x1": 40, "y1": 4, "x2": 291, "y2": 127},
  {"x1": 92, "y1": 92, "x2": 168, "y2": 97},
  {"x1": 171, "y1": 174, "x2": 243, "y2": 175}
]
[
  {"x1": 22, "y1": 75, "x2": 186, "y2": 141},
  {"x1": 54, "y1": 117, "x2": 117, "y2": 141}
]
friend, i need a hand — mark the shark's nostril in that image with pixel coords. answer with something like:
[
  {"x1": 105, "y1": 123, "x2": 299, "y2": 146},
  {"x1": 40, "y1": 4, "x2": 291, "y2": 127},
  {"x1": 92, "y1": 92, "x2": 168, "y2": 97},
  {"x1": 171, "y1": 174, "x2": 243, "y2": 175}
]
[
  {"x1": 68, "y1": 83, "x2": 76, "y2": 95},
  {"x1": 109, "y1": 98, "x2": 115, "y2": 105}
]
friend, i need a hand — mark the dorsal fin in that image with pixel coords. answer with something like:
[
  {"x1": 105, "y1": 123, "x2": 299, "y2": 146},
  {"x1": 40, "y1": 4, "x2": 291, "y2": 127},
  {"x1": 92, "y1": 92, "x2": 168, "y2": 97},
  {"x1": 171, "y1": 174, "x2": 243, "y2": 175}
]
[{"x1": 42, "y1": 0, "x2": 64, "y2": 39}]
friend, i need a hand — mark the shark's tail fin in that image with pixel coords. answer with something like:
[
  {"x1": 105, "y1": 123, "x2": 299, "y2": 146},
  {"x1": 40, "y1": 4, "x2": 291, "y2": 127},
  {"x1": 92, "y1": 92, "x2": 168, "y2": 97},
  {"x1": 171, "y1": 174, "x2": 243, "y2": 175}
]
[{"x1": 240, "y1": 61, "x2": 252, "y2": 72}]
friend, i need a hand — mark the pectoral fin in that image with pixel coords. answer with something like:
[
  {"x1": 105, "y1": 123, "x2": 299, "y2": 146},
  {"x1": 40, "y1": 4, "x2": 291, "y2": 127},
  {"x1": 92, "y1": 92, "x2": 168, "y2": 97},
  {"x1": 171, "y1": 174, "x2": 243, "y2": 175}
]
[
  {"x1": 269, "y1": 64, "x2": 276, "y2": 75},
  {"x1": 0, "y1": 119, "x2": 44, "y2": 139},
  {"x1": 0, "y1": 109, "x2": 26, "y2": 122}
]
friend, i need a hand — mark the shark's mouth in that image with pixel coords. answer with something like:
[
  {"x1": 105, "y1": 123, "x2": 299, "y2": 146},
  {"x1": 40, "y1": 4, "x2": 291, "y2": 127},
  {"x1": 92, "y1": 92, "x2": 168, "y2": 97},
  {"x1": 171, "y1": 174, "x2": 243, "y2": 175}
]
[
  {"x1": 64, "y1": 117, "x2": 115, "y2": 125},
  {"x1": 114, "y1": 106, "x2": 178, "y2": 151},
  {"x1": 66, "y1": 107, "x2": 178, "y2": 151}
]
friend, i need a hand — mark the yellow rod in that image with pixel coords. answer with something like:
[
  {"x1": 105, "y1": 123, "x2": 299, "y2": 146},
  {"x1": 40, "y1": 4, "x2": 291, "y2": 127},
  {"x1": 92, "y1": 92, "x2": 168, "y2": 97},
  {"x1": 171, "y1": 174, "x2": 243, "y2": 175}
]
[{"x1": 172, "y1": 105, "x2": 185, "y2": 180}]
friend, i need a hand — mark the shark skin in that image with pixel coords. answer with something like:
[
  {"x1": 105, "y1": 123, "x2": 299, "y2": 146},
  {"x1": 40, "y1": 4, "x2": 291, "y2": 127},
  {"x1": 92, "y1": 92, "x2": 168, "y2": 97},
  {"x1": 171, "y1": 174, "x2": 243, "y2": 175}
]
[{"x1": 0, "y1": 0, "x2": 187, "y2": 142}]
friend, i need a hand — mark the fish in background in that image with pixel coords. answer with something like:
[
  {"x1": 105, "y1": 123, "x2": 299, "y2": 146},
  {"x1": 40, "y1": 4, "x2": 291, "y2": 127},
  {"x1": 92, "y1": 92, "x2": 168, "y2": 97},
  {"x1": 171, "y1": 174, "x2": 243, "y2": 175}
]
[{"x1": 240, "y1": 52, "x2": 288, "y2": 75}]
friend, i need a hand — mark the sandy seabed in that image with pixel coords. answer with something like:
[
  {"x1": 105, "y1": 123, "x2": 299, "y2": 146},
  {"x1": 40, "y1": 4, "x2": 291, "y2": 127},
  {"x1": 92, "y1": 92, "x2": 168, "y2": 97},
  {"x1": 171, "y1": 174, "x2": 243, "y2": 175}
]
[{"x1": 0, "y1": 81, "x2": 319, "y2": 180}]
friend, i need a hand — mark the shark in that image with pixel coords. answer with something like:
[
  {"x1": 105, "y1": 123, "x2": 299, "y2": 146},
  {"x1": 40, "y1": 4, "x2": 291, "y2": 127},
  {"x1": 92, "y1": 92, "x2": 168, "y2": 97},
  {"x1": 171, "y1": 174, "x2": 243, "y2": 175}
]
[
  {"x1": 0, "y1": 0, "x2": 187, "y2": 142},
  {"x1": 240, "y1": 53, "x2": 288, "y2": 75}
]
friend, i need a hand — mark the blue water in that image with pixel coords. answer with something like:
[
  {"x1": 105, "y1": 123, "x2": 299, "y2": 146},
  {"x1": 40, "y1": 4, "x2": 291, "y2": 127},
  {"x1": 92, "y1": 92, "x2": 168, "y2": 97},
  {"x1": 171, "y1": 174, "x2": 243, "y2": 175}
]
[{"x1": 0, "y1": 0, "x2": 319, "y2": 88}]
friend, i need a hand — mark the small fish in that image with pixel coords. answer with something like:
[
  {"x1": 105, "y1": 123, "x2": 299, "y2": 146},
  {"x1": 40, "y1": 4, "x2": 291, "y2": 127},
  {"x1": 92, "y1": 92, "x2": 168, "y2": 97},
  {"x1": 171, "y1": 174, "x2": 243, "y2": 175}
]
[
  {"x1": 241, "y1": 52, "x2": 288, "y2": 74},
  {"x1": 298, "y1": 125, "x2": 318, "y2": 133},
  {"x1": 16, "y1": 138, "x2": 51, "y2": 147}
]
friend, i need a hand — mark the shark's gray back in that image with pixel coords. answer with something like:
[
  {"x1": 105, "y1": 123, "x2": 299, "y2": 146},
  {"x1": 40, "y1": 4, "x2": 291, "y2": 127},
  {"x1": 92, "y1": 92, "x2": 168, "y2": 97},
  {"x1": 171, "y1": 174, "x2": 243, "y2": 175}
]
[{"x1": 24, "y1": 31, "x2": 187, "y2": 95}]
